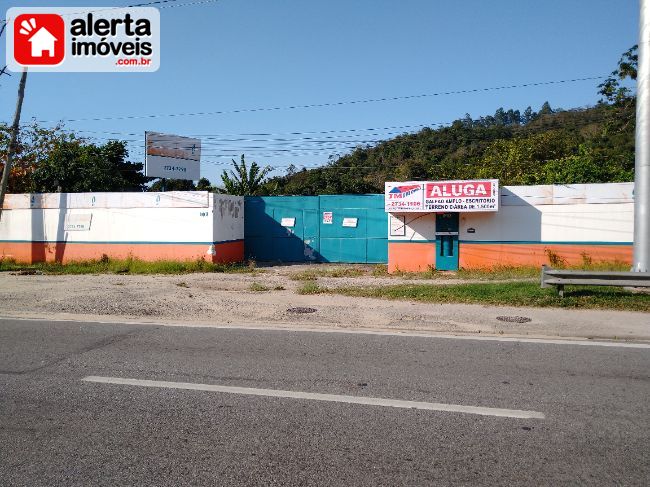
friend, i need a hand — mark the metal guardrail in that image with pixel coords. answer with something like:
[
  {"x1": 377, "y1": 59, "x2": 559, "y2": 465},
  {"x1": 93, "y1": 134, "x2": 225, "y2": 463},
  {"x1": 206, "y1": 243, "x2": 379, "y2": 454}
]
[{"x1": 540, "y1": 265, "x2": 650, "y2": 297}]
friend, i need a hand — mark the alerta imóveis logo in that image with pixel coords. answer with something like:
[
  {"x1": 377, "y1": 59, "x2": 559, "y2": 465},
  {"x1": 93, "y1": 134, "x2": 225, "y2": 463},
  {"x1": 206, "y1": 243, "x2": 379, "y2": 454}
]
[
  {"x1": 13, "y1": 14, "x2": 66, "y2": 66},
  {"x1": 6, "y1": 7, "x2": 160, "y2": 72},
  {"x1": 388, "y1": 184, "x2": 422, "y2": 199}
]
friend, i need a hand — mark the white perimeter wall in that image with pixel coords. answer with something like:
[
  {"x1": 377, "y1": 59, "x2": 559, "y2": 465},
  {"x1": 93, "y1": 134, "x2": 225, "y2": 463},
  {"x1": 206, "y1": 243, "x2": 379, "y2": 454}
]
[
  {"x1": 212, "y1": 194, "x2": 244, "y2": 242},
  {"x1": 389, "y1": 182, "x2": 634, "y2": 243},
  {"x1": 0, "y1": 192, "x2": 244, "y2": 244}
]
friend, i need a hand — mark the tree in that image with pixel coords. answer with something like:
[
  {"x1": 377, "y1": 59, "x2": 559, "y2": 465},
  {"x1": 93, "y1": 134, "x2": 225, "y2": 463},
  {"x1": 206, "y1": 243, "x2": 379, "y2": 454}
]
[
  {"x1": 219, "y1": 154, "x2": 272, "y2": 195},
  {"x1": 32, "y1": 140, "x2": 148, "y2": 192},
  {"x1": 541, "y1": 146, "x2": 633, "y2": 184},
  {"x1": 539, "y1": 101, "x2": 554, "y2": 116},
  {"x1": 0, "y1": 123, "x2": 76, "y2": 193},
  {"x1": 522, "y1": 106, "x2": 535, "y2": 124},
  {"x1": 149, "y1": 179, "x2": 195, "y2": 191},
  {"x1": 476, "y1": 131, "x2": 574, "y2": 185},
  {"x1": 196, "y1": 177, "x2": 214, "y2": 191},
  {"x1": 599, "y1": 45, "x2": 638, "y2": 104}
]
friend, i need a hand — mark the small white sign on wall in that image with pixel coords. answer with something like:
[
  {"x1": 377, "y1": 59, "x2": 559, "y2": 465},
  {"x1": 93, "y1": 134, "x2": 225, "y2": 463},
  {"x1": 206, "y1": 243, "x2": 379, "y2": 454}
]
[
  {"x1": 64, "y1": 213, "x2": 92, "y2": 231},
  {"x1": 323, "y1": 211, "x2": 333, "y2": 224},
  {"x1": 342, "y1": 217, "x2": 358, "y2": 228},
  {"x1": 281, "y1": 217, "x2": 296, "y2": 227},
  {"x1": 389, "y1": 214, "x2": 406, "y2": 236}
]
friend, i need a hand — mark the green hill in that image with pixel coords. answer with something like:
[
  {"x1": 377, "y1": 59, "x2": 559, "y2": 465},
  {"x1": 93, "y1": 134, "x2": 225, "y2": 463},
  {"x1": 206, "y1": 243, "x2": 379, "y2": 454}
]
[
  {"x1": 265, "y1": 101, "x2": 635, "y2": 195},
  {"x1": 265, "y1": 47, "x2": 637, "y2": 196}
]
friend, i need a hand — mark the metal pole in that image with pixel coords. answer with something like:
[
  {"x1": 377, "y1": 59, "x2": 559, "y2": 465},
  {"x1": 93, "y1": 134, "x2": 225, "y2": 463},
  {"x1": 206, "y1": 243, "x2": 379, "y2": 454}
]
[
  {"x1": 0, "y1": 68, "x2": 28, "y2": 222},
  {"x1": 634, "y1": 0, "x2": 650, "y2": 271}
]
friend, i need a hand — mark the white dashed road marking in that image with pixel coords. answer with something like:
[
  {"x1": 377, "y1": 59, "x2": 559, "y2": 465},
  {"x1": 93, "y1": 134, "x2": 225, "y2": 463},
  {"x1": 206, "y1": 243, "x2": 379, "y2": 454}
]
[{"x1": 82, "y1": 375, "x2": 546, "y2": 420}]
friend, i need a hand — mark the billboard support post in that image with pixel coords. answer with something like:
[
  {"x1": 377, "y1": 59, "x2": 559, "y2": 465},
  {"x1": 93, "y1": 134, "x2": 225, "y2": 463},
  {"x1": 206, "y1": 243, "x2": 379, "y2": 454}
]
[{"x1": 635, "y1": 0, "x2": 650, "y2": 271}]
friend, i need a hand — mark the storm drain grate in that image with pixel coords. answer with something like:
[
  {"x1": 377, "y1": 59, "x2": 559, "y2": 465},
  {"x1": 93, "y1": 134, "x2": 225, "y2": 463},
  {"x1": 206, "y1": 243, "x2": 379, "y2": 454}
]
[
  {"x1": 496, "y1": 315, "x2": 532, "y2": 323},
  {"x1": 287, "y1": 307, "x2": 317, "y2": 314}
]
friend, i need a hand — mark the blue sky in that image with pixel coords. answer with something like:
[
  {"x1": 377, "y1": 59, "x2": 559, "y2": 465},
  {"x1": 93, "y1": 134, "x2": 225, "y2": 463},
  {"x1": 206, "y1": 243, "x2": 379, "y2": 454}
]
[{"x1": 0, "y1": 0, "x2": 640, "y2": 184}]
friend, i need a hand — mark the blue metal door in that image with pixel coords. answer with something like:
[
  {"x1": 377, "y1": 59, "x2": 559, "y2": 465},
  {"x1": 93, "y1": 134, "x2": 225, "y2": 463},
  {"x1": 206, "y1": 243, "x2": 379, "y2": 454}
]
[{"x1": 435, "y1": 213, "x2": 459, "y2": 271}]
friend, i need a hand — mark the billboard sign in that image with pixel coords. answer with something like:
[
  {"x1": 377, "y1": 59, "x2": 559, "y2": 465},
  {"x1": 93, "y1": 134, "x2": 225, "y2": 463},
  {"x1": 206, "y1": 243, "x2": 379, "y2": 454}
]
[
  {"x1": 385, "y1": 179, "x2": 499, "y2": 212},
  {"x1": 6, "y1": 7, "x2": 160, "y2": 72},
  {"x1": 145, "y1": 132, "x2": 201, "y2": 180},
  {"x1": 424, "y1": 179, "x2": 499, "y2": 212},
  {"x1": 384, "y1": 182, "x2": 424, "y2": 211}
]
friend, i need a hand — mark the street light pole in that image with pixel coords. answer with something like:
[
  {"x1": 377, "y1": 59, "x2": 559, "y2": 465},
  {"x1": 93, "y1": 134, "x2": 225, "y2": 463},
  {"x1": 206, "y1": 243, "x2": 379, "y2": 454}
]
[{"x1": 634, "y1": 0, "x2": 650, "y2": 271}]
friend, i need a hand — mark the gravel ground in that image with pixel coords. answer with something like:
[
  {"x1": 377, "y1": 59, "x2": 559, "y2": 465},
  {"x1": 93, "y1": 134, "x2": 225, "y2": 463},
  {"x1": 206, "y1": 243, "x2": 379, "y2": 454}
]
[{"x1": 0, "y1": 265, "x2": 648, "y2": 341}]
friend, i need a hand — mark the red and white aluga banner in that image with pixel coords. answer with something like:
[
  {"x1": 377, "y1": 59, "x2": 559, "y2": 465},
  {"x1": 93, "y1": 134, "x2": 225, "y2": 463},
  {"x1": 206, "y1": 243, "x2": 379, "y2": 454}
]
[
  {"x1": 424, "y1": 179, "x2": 499, "y2": 212},
  {"x1": 385, "y1": 179, "x2": 499, "y2": 212}
]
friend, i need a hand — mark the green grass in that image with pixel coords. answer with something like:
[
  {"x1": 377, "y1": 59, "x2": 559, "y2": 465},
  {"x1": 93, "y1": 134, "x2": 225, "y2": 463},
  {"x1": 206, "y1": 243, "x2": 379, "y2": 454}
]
[
  {"x1": 0, "y1": 256, "x2": 256, "y2": 275},
  {"x1": 391, "y1": 262, "x2": 632, "y2": 281},
  {"x1": 296, "y1": 281, "x2": 322, "y2": 295},
  {"x1": 371, "y1": 265, "x2": 390, "y2": 277},
  {"x1": 290, "y1": 262, "x2": 632, "y2": 282},
  {"x1": 249, "y1": 282, "x2": 270, "y2": 292},
  {"x1": 323, "y1": 281, "x2": 650, "y2": 311},
  {"x1": 289, "y1": 267, "x2": 367, "y2": 281}
]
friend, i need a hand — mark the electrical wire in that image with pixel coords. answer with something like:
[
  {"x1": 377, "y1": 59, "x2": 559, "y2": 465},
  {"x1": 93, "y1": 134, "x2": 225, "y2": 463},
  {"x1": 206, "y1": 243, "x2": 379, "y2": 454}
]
[
  {"x1": 3, "y1": 0, "x2": 220, "y2": 22},
  {"x1": 36, "y1": 76, "x2": 606, "y2": 123}
]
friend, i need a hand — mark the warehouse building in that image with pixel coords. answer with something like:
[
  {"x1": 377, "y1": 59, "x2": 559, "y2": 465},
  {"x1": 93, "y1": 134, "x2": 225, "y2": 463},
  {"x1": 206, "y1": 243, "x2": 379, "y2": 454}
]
[
  {"x1": 385, "y1": 181, "x2": 633, "y2": 272},
  {"x1": 0, "y1": 181, "x2": 634, "y2": 271}
]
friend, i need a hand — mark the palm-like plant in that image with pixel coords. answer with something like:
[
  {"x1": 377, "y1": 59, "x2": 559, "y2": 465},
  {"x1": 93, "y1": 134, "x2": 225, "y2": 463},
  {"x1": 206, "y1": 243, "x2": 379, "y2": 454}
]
[{"x1": 219, "y1": 154, "x2": 271, "y2": 195}]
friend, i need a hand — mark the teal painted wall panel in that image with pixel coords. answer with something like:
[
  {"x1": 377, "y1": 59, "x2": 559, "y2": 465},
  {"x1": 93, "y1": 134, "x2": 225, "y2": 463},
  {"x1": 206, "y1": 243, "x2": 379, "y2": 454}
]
[
  {"x1": 246, "y1": 237, "x2": 273, "y2": 261},
  {"x1": 272, "y1": 209, "x2": 304, "y2": 239},
  {"x1": 319, "y1": 194, "x2": 384, "y2": 209},
  {"x1": 367, "y1": 238, "x2": 388, "y2": 263},
  {"x1": 319, "y1": 238, "x2": 367, "y2": 263},
  {"x1": 366, "y1": 209, "x2": 387, "y2": 239},
  {"x1": 319, "y1": 208, "x2": 367, "y2": 239},
  {"x1": 245, "y1": 195, "x2": 387, "y2": 263}
]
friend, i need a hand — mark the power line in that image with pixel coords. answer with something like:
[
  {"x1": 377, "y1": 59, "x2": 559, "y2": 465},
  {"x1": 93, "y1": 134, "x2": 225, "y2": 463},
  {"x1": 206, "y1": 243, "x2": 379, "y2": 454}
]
[
  {"x1": 129, "y1": 0, "x2": 219, "y2": 8},
  {"x1": 3, "y1": 0, "x2": 220, "y2": 22},
  {"x1": 38, "y1": 122, "x2": 440, "y2": 139},
  {"x1": 127, "y1": 113, "x2": 621, "y2": 157},
  {"x1": 37, "y1": 76, "x2": 606, "y2": 123}
]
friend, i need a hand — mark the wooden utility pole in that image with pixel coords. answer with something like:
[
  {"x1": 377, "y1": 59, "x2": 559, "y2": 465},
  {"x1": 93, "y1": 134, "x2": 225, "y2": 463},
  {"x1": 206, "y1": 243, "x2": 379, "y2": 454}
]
[{"x1": 0, "y1": 68, "x2": 28, "y2": 221}]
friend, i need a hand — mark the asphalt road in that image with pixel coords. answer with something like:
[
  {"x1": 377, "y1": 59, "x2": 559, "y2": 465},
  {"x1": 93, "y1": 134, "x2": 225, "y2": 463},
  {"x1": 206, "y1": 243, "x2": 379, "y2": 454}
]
[{"x1": 0, "y1": 318, "x2": 648, "y2": 486}]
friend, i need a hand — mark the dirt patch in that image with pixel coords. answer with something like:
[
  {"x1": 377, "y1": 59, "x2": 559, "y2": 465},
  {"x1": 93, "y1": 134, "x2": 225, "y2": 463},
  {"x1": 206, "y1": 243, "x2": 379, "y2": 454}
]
[{"x1": 0, "y1": 265, "x2": 648, "y2": 341}]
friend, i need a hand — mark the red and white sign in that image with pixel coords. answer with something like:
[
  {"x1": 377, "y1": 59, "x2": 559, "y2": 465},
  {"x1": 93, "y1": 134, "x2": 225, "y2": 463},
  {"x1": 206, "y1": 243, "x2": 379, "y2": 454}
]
[
  {"x1": 322, "y1": 211, "x2": 333, "y2": 224},
  {"x1": 6, "y1": 7, "x2": 160, "y2": 72},
  {"x1": 384, "y1": 182, "x2": 424, "y2": 211},
  {"x1": 385, "y1": 179, "x2": 499, "y2": 212},
  {"x1": 13, "y1": 14, "x2": 65, "y2": 66},
  {"x1": 424, "y1": 179, "x2": 499, "y2": 212}
]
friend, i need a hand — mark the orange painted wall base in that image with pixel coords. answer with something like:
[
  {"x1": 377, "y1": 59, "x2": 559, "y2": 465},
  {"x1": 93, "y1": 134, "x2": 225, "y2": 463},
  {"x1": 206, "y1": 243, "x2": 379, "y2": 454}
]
[
  {"x1": 388, "y1": 242, "x2": 436, "y2": 273},
  {"x1": 388, "y1": 241, "x2": 632, "y2": 272},
  {"x1": 0, "y1": 240, "x2": 244, "y2": 264},
  {"x1": 459, "y1": 243, "x2": 632, "y2": 269}
]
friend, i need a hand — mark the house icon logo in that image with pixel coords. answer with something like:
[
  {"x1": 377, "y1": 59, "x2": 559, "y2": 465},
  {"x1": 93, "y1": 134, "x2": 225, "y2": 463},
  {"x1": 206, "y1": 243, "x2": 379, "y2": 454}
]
[{"x1": 13, "y1": 14, "x2": 65, "y2": 66}]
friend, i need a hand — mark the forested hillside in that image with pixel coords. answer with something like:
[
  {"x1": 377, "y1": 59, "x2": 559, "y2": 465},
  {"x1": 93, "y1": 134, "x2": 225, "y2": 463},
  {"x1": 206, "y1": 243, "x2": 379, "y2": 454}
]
[
  {"x1": 264, "y1": 47, "x2": 637, "y2": 195},
  {"x1": 264, "y1": 101, "x2": 635, "y2": 195},
  {"x1": 0, "y1": 48, "x2": 637, "y2": 196}
]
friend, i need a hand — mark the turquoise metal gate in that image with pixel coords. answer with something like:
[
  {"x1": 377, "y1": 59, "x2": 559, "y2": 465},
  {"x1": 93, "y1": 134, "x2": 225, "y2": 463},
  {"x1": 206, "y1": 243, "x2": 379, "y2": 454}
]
[{"x1": 245, "y1": 195, "x2": 387, "y2": 263}]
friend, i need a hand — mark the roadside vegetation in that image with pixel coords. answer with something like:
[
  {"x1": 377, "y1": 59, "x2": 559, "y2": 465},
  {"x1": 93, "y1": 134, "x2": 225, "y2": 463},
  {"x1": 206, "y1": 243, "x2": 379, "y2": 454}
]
[
  {"x1": 298, "y1": 281, "x2": 650, "y2": 312},
  {"x1": 0, "y1": 256, "x2": 257, "y2": 275},
  {"x1": 289, "y1": 267, "x2": 368, "y2": 281},
  {"x1": 290, "y1": 262, "x2": 630, "y2": 282},
  {"x1": 249, "y1": 282, "x2": 271, "y2": 292},
  {"x1": 296, "y1": 281, "x2": 322, "y2": 295}
]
